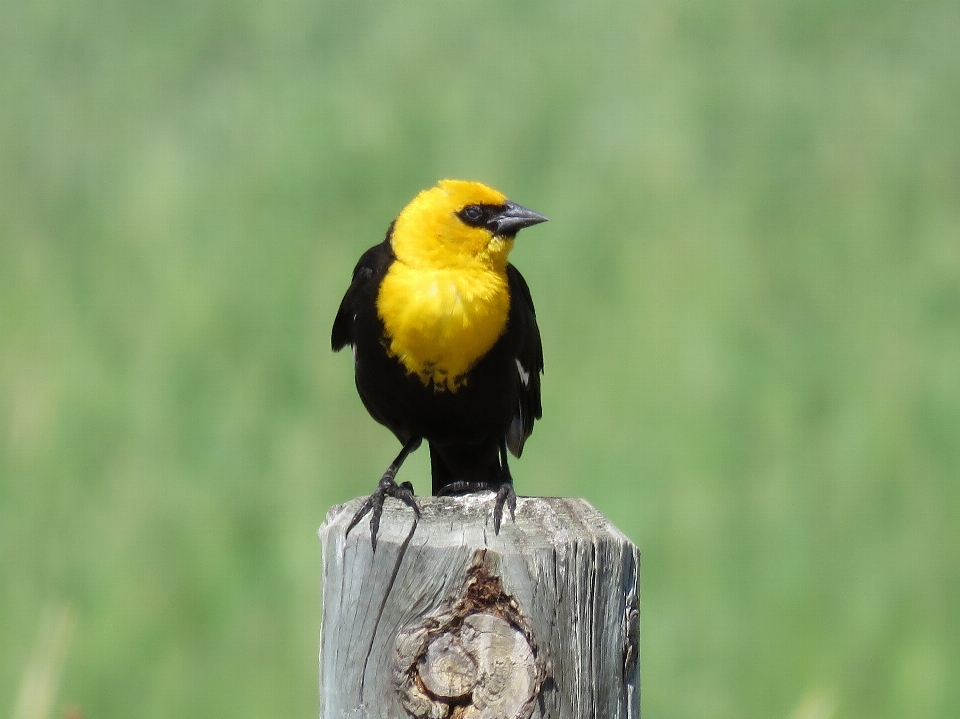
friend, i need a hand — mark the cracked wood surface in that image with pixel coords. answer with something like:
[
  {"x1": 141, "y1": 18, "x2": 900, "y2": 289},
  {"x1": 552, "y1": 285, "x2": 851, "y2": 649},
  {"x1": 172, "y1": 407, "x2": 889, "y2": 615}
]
[{"x1": 319, "y1": 495, "x2": 640, "y2": 719}]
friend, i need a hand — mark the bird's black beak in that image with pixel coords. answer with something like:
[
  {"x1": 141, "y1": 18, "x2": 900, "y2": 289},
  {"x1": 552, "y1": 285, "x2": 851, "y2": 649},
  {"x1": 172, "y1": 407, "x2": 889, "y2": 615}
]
[{"x1": 490, "y1": 201, "x2": 548, "y2": 237}]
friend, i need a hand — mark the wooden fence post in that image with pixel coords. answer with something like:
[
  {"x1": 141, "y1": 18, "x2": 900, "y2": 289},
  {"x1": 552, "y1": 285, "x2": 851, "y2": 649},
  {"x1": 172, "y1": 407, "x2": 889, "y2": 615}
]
[{"x1": 319, "y1": 494, "x2": 640, "y2": 718}]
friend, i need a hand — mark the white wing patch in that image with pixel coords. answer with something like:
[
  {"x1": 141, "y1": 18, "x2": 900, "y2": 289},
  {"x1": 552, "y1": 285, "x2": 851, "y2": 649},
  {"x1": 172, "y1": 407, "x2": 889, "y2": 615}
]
[{"x1": 515, "y1": 358, "x2": 530, "y2": 387}]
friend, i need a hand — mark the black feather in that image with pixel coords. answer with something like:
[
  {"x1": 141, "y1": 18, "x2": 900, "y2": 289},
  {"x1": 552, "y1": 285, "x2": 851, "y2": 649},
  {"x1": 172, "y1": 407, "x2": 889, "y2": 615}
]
[{"x1": 331, "y1": 244, "x2": 543, "y2": 493}]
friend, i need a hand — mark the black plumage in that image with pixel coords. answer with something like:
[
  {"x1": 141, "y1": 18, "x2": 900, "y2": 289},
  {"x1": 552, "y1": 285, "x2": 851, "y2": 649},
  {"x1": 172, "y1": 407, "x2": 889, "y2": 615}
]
[{"x1": 331, "y1": 184, "x2": 545, "y2": 547}]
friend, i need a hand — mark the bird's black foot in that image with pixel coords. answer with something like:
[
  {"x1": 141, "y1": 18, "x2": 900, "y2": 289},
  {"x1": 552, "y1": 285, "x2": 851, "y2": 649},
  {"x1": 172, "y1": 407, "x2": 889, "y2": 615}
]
[
  {"x1": 346, "y1": 472, "x2": 420, "y2": 552},
  {"x1": 437, "y1": 478, "x2": 517, "y2": 535},
  {"x1": 492, "y1": 481, "x2": 517, "y2": 534}
]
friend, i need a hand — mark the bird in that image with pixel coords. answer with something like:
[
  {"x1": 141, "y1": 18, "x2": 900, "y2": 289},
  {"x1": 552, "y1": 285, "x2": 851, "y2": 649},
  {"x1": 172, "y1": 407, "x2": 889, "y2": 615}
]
[{"x1": 331, "y1": 179, "x2": 547, "y2": 549}]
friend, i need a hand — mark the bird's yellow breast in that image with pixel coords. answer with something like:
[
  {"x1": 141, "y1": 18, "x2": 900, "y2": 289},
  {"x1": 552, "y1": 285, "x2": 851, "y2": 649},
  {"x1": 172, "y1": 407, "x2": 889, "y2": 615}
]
[{"x1": 377, "y1": 261, "x2": 510, "y2": 392}]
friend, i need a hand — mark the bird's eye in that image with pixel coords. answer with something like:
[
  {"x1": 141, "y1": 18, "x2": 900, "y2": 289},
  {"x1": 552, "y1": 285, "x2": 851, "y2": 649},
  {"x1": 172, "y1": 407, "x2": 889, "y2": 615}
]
[{"x1": 460, "y1": 205, "x2": 484, "y2": 225}]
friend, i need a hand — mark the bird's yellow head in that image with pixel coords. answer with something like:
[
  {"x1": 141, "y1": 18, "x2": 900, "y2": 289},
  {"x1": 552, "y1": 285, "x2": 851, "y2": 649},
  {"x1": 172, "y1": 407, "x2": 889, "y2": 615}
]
[{"x1": 390, "y1": 179, "x2": 547, "y2": 270}]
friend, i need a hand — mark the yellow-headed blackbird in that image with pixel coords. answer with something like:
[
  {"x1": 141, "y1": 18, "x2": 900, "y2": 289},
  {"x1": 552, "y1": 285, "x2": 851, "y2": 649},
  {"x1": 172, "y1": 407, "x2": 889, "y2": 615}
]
[{"x1": 332, "y1": 180, "x2": 547, "y2": 547}]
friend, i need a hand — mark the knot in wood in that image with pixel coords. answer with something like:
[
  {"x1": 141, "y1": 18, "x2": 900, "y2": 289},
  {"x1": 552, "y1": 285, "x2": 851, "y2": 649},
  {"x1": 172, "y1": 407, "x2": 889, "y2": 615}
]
[
  {"x1": 395, "y1": 562, "x2": 543, "y2": 719},
  {"x1": 418, "y1": 634, "x2": 477, "y2": 700},
  {"x1": 402, "y1": 611, "x2": 537, "y2": 719}
]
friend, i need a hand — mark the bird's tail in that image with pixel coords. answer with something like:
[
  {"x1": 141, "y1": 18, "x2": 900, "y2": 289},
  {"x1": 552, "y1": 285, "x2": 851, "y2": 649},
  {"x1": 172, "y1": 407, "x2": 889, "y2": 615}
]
[{"x1": 429, "y1": 440, "x2": 502, "y2": 496}]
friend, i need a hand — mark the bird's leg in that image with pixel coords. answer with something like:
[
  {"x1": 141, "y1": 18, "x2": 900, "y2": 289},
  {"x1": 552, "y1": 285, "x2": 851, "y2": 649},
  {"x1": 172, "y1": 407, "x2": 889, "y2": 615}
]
[
  {"x1": 493, "y1": 438, "x2": 517, "y2": 534},
  {"x1": 346, "y1": 436, "x2": 422, "y2": 551}
]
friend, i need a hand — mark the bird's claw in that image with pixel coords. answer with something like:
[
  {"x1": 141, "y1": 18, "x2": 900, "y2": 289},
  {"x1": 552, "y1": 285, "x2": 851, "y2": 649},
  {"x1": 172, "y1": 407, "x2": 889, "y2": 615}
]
[
  {"x1": 346, "y1": 473, "x2": 420, "y2": 552},
  {"x1": 439, "y1": 479, "x2": 516, "y2": 534},
  {"x1": 492, "y1": 482, "x2": 517, "y2": 535}
]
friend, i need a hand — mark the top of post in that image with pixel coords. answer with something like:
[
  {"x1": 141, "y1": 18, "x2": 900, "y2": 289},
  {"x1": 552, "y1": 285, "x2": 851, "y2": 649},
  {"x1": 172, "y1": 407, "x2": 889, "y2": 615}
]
[{"x1": 320, "y1": 494, "x2": 636, "y2": 553}]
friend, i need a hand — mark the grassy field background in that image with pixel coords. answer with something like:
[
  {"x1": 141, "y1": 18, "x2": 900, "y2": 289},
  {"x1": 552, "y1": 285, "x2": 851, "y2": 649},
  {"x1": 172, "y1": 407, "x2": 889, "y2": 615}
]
[{"x1": 2, "y1": 1, "x2": 959, "y2": 717}]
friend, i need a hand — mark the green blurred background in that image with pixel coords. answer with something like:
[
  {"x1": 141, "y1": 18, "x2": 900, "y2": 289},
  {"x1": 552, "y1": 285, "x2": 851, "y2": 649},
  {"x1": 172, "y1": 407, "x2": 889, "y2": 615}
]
[{"x1": 3, "y1": 1, "x2": 959, "y2": 717}]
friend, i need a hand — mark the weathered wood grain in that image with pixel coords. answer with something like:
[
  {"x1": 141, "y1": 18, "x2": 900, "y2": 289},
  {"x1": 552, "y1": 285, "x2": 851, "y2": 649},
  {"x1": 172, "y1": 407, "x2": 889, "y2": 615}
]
[{"x1": 320, "y1": 495, "x2": 640, "y2": 719}]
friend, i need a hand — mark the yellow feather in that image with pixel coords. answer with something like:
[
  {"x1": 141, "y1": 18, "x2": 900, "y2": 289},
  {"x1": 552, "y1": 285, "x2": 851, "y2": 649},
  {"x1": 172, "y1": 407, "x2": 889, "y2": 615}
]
[{"x1": 376, "y1": 180, "x2": 515, "y2": 391}]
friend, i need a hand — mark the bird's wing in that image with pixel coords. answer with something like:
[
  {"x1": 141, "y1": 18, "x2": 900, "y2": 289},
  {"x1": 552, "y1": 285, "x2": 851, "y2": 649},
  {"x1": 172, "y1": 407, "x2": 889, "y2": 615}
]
[
  {"x1": 505, "y1": 263, "x2": 544, "y2": 457},
  {"x1": 331, "y1": 229, "x2": 395, "y2": 352}
]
